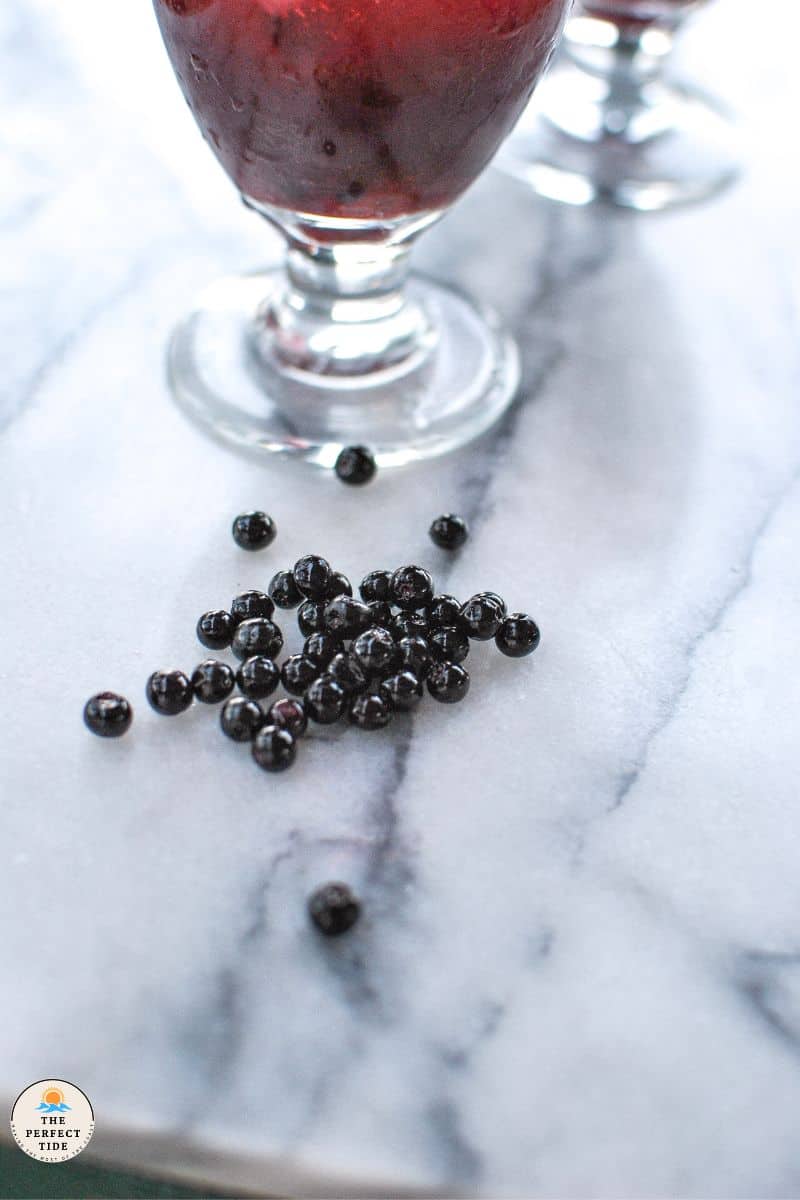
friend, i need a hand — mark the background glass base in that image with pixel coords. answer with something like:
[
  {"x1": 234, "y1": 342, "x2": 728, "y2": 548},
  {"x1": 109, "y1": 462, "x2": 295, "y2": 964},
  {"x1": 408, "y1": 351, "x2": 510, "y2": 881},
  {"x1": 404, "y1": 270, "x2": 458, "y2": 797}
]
[
  {"x1": 498, "y1": 64, "x2": 740, "y2": 212},
  {"x1": 167, "y1": 270, "x2": 519, "y2": 468}
]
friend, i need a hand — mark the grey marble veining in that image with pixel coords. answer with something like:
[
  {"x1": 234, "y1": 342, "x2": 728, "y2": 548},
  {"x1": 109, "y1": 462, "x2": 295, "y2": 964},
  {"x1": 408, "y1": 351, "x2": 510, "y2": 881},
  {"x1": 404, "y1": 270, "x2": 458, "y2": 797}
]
[{"x1": 2, "y1": 1, "x2": 800, "y2": 1196}]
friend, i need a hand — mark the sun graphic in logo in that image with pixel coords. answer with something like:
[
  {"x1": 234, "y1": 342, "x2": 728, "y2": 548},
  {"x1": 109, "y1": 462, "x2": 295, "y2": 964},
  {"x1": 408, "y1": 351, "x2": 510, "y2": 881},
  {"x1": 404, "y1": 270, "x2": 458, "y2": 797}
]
[{"x1": 36, "y1": 1086, "x2": 71, "y2": 1113}]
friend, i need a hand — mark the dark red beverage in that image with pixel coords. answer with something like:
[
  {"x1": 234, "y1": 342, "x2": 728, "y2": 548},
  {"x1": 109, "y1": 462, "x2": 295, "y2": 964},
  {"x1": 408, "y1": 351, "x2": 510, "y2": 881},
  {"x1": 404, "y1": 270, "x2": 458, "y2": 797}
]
[{"x1": 154, "y1": 0, "x2": 568, "y2": 220}]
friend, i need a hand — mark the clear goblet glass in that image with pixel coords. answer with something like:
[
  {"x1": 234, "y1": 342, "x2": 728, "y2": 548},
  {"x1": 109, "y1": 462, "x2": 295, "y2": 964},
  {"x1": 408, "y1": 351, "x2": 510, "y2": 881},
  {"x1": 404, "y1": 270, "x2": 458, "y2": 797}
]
[
  {"x1": 153, "y1": 0, "x2": 570, "y2": 467},
  {"x1": 497, "y1": 0, "x2": 740, "y2": 211}
]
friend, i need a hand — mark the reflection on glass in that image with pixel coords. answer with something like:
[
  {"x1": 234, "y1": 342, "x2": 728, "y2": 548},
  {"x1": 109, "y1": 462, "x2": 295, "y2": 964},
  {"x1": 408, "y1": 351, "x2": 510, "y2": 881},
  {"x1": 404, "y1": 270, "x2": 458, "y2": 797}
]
[{"x1": 498, "y1": 0, "x2": 739, "y2": 212}]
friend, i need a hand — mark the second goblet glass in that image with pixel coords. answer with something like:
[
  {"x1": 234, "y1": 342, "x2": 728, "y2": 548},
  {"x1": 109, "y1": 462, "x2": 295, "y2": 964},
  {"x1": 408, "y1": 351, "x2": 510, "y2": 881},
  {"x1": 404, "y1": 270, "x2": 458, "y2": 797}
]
[
  {"x1": 497, "y1": 0, "x2": 740, "y2": 211},
  {"x1": 153, "y1": 0, "x2": 571, "y2": 466}
]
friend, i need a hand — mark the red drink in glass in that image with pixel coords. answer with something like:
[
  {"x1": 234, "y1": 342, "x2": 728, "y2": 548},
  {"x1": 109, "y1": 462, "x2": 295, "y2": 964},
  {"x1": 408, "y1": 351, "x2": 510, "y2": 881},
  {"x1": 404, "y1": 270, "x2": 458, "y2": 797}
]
[
  {"x1": 151, "y1": 0, "x2": 572, "y2": 468},
  {"x1": 155, "y1": 0, "x2": 568, "y2": 221}
]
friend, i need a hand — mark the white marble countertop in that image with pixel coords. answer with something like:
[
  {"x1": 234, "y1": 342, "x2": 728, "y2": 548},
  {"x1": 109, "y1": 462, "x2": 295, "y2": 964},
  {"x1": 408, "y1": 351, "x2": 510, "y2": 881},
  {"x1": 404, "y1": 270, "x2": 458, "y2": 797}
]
[{"x1": 2, "y1": 1, "x2": 800, "y2": 1196}]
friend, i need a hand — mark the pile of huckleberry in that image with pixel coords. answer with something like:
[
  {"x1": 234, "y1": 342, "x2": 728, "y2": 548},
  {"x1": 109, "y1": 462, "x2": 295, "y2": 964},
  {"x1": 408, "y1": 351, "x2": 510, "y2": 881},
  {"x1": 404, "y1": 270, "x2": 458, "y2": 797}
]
[{"x1": 82, "y1": 510, "x2": 541, "y2": 935}]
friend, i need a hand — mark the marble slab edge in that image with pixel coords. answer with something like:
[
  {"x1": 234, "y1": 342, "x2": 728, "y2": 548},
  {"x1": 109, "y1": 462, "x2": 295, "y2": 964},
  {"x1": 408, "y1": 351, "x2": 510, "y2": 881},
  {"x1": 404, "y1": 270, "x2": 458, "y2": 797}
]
[{"x1": 0, "y1": 1106, "x2": 458, "y2": 1200}]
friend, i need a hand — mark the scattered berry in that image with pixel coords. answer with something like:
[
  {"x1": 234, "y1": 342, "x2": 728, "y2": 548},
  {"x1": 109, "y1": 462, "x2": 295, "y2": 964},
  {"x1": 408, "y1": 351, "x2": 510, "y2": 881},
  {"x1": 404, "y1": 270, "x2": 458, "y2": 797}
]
[
  {"x1": 281, "y1": 654, "x2": 321, "y2": 696},
  {"x1": 146, "y1": 669, "x2": 193, "y2": 716},
  {"x1": 475, "y1": 590, "x2": 507, "y2": 616},
  {"x1": 220, "y1": 696, "x2": 265, "y2": 742},
  {"x1": 427, "y1": 661, "x2": 470, "y2": 704},
  {"x1": 196, "y1": 609, "x2": 234, "y2": 650},
  {"x1": 398, "y1": 635, "x2": 432, "y2": 680},
  {"x1": 327, "y1": 652, "x2": 369, "y2": 696},
  {"x1": 427, "y1": 594, "x2": 463, "y2": 628},
  {"x1": 349, "y1": 692, "x2": 392, "y2": 730},
  {"x1": 297, "y1": 599, "x2": 328, "y2": 637},
  {"x1": 308, "y1": 882, "x2": 361, "y2": 936},
  {"x1": 460, "y1": 594, "x2": 504, "y2": 641},
  {"x1": 352, "y1": 626, "x2": 398, "y2": 676},
  {"x1": 268, "y1": 697, "x2": 307, "y2": 738},
  {"x1": 324, "y1": 595, "x2": 372, "y2": 639},
  {"x1": 429, "y1": 625, "x2": 470, "y2": 665},
  {"x1": 326, "y1": 571, "x2": 353, "y2": 599},
  {"x1": 231, "y1": 589, "x2": 274, "y2": 624},
  {"x1": 359, "y1": 570, "x2": 392, "y2": 604},
  {"x1": 305, "y1": 675, "x2": 347, "y2": 724},
  {"x1": 236, "y1": 655, "x2": 280, "y2": 701},
  {"x1": 303, "y1": 632, "x2": 342, "y2": 667},
  {"x1": 496, "y1": 613, "x2": 540, "y2": 658},
  {"x1": 391, "y1": 565, "x2": 434, "y2": 611},
  {"x1": 231, "y1": 617, "x2": 283, "y2": 662},
  {"x1": 366, "y1": 599, "x2": 393, "y2": 628},
  {"x1": 191, "y1": 659, "x2": 236, "y2": 704},
  {"x1": 252, "y1": 725, "x2": 296, "y2": 772},
  {"x1": 269, "y1": 569, "x2": 303, "y2": 609},
  {"x1": 380, "y1": 671, "x2": 423, "y2": 712},
  {"x1": 83, "y1": 692, "x2": 132, "y2": 738},
  {"x1": 391, "y1": 611, "x2": 429, "y2": 641},
  {"x1": 293, "y1": 554, "x2": 331, "y2": 600},
  {"x1": 429, "y1": 513, "x2": 469, "y2": 550},
  {"x1": 232, "y1": 511, "x2": 276, "y2": 551},
  {"x1": 334, "y1": 445, "x2": 377, "y2": 486}
]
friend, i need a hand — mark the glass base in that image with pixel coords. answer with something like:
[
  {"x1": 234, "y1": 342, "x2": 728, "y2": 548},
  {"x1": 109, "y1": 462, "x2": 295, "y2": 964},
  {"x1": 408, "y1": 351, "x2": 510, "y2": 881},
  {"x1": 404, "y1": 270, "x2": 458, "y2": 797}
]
[
  {"x1": 498, "y1": 61, "x2": 740, "y2": 212},
  {"x1": 167, "y1": 270, "x2": 519, "y2": 468}
]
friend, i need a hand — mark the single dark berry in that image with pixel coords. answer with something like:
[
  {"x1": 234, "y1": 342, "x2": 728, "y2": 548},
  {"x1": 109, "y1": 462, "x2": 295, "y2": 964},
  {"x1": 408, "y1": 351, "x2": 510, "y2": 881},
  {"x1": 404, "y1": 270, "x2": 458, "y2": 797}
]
[
  {"x1": 146, "y1": 669, "x2": 193, "y2": 716},
  {"x1": 252, "y1": 724, "x2": 296, "y2": 772},
  {"x1": 380, "y1": 671, "x2": 423, "y2": 712},
  {"x1": 281, "y1": 654, "x2": 321, "y2": 696},
  {"x1": 303, "y1": 632, "x2": 343, "y2": 667},
  {"x1": 232, "y1": 511, "x2": 276, "y2": 551},
  {"x1": 366, "y1": 600, "x2": 394, "y2": 628},
  {"x1": 324, "y1": 595, "x2": 372, "y2": 639},
  {"x1": 231, "y1": 589, "x2": 274, "y2": 624},
  {"x1": 496, "y1": 613, "x2": 541, "y2": 658},
  {"x1": 459, "y1": 594, "x2": 504, "y2": 641},
  {"x1": 398, "y1": 635, "x2": 432, "y2": 681},
  {"x1": 334, "y1": 445, "x2": 377, "y2": 486},
  {"x1": 475, "y1": 590, "x2": 508, "y2": 616},
  {"x1": 236, "y1": 655, "x2": 280, "y2": 701},
  {"x1": 308, "y1": 882, "x2": 361, "y2": 937},
  {"x1": 352, "y1": 626, "x2": 398, "y2": 676},
  {"x1": 327, "y1": 652, "x2": 369, "y2": 695},
  {"x1": 391, "y1": 611, "x2": 429, "y2": 641},
  {"x1": 427, "y1": 661, "x2": 470, "y2": 704},
  {"x1": 427, "y1": 594, "x2": 463, "y2": 629},
  {"x1": 349, "y1": 692, "x2": 392, "y2": 730},
  {"x1": 305, "y1": 675, "x2": 347, "y2": 724},
  {"x1": 293, "y1": 554, "x2": 331, "y2": 600},
  {"x1": 429, "y1": 513, "x2": 469, "y2": 551},
  {"x1": 231, "y1": 617, "x2": 283, "y2": 662},
  {"x1": 83, "y1": 692, "x2": 132, "y2": 738},
  {"x1": 297, "y1": 599, "x2": 328, "y2": 637},
  {"x1": 191, "y1": 659, "x2": 236, "y2": 704},
  {"x1": 220, "y1": 695, "x2": 265, "y2": 742},
  {"x1": 391, "y1": 564, "x2": 434, "y2": 611},
  {"x1": 196, "y1": 609, "x2": 234, "y2": 650},
  {"x1": 359, "y1": 569, "x2": 393, "y2": 604},
  {"x1": 268, "y1": 697, "x2": 307, "y2": 738},
  {"x1": 428, "y1": 625, "x2": 470, "y2": 665},
  {"x1": 326, "y1": 571, "x2": 353, "y2": 599},
  {"x1": 269, "y1": 569, "x2": 303, "y2": 609}
]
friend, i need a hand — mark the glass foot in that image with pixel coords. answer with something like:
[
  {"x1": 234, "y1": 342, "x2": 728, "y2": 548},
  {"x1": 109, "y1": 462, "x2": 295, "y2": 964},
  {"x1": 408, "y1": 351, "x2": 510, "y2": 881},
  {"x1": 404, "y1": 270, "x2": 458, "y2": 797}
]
[
  {"x1": 167, "y1": 270, "x2": 519, "y2": 468},
  {"x1": 498, "y1": 61, "x2": 740, "y2": 212}
]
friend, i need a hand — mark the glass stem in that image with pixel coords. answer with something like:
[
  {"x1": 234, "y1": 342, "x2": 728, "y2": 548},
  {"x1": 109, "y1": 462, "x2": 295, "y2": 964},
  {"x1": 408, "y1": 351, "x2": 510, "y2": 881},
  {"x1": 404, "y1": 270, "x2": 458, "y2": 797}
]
[
  {"x1": 248, "y1": 208, "x2": 439, "y2": 379},
  {"x1": 564, "y1": 18, "x2": 677, "y2": 138}
]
